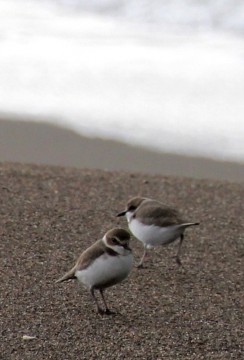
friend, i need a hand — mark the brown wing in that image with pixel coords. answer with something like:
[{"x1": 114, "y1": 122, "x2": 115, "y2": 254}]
[
  {"x1": 135, "y1": 203, "x2": 184, "y2": 227},
  {"x1": 74, "y1": 239, "x2": 107, "y2": 272},
  {"x1": 56, "y1": 239, "x2": 107, "y2": 283}
]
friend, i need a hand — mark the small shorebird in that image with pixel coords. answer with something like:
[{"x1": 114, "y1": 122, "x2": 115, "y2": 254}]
[
  {"x1": 56, "y1": 228, "x2": 133, "y2": 315},
  {"x1": 117, "y1": 196, "x2": 199, "y2": 267}
]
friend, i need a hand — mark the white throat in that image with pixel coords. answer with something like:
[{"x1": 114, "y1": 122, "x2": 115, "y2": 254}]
[
  {"x1": 126, "y1": 211, "x2": 134, "y2": 223},
  {"x1": 102, "y1": 235, "x2": 127, "y2": 256}
]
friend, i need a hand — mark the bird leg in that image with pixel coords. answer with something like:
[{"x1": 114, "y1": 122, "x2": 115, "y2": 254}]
[
  {"x1": 175, "y1": 233, "x2": 184, "y2": 265},
  {"x1": 99, "y1": 289, "x2": 115, "y2": 315},
  {"x1": 137, "y1": 246, "x2": 148, "y2": 268},
  {"x1": 90, "y1": 288, "x2": 104, "y2": 315}
]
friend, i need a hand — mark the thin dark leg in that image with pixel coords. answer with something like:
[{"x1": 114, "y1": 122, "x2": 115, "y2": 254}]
[
  {"x1": 137, "y1": 246, "x2": 147, "y2": 268},
  {"x1": 176, "y1": 233, "x2": 184, "y2": 265},
  {"x1": 99, "y1": 289, "x2": 115, "y2": 315},
  {"x1": 90, "y1": 288, "x2": 104, "y2": 314}
]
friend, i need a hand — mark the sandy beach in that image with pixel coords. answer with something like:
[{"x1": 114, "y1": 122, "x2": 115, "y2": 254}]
[
  {"x1": 1, "y1": 1, "x2": 244, "y2": 356},
  {"x1": 0, "y1": 118, "x2": 244, "y2": 182},
  {"x1": 1, "y1": 162, "x2": 243, "y2": 359}
]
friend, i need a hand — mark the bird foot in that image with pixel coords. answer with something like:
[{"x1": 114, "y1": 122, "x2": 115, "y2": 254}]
[
  {"x1": 175, "y1": 256, "x2": 182, "y2": 266},
  {"x1": 97, "y1": 308, "x2": 115, "y2": 316},
  {"x1": 97, "y1": 307, "x2": 105, "y2": 315},
  {"x1": 136, "y1": 263, "x2": 144, "y2": 269},
  {"x1": 104, "y1": 309, "x2": 116, "y2": 315}
]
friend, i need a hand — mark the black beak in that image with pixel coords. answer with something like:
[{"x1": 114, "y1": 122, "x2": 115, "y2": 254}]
[{"x1": 116, "y1": 210, "x2": 126, "y2": 217}]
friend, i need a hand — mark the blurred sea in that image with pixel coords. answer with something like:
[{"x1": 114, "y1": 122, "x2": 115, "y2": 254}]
[{"x1": 0, "y1": 0, "x2": 244, "y2": 162}]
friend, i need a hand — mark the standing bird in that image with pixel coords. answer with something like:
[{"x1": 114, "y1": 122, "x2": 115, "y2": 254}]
[
  {"x1": 117, "y1": 197, "x2": 199, "y2": 268},
  {"x1": 56, "y1": 228, "x2": 133, "y2": 315}
]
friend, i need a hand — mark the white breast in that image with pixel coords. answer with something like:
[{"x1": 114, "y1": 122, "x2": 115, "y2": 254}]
[
  {"x1": 129, "y1": 218, "x2": 183, "y2": 248},
  {"x1": 75, "y1": 252, "x2": 133, "y2": 290}
]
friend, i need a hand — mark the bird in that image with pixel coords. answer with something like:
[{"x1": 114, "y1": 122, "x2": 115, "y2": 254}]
[
  {"x1": 117, "y1": 196, "x2": 199, "y2": 268},
  {"x1": 56, "y1": 228, "x2": 133, "y2": 315}
]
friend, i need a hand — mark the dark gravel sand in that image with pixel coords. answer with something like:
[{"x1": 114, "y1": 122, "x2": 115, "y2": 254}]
[{"x1": 1, "y1": 163, "x2": 243, "y2": 359}]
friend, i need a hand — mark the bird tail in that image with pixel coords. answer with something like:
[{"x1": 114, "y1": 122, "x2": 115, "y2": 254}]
[{"x1": 56, "y1": 266, "x2": 76, "y2": 283}]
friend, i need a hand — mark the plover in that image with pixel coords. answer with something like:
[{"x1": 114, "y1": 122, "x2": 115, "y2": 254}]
[
  {"x1": 56, "y1": 228, "x2": 133, "y2": 315},
  {"x1": 117, "y1": 196, "x2": 199, "y2": 267}
]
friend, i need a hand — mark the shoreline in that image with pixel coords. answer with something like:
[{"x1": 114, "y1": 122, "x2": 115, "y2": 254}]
[{"x1": 0, "y1": 118, "x2": 243, "y2": 182}]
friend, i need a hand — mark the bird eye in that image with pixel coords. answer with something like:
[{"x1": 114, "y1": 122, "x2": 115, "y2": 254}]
[
  {"x1": 111, "y1": 237, "x2": 118, "y2": 245},
  {"x1": 128, "y1": 205, "x2": 136, "y2": 211}
]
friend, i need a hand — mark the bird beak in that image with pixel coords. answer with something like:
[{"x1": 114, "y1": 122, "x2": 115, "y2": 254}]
[{"x1": 116, "y1": 210, "x2": 126, "y2": 217}]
